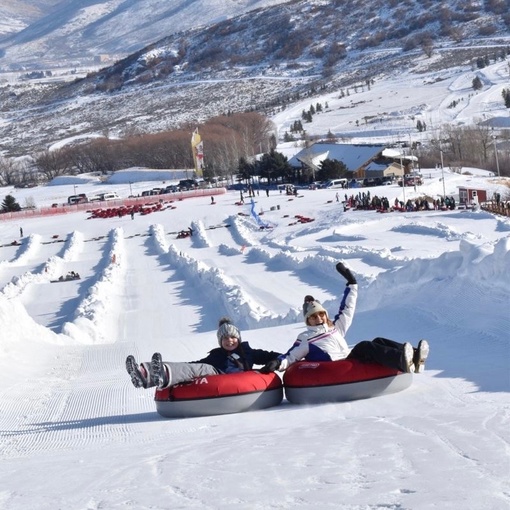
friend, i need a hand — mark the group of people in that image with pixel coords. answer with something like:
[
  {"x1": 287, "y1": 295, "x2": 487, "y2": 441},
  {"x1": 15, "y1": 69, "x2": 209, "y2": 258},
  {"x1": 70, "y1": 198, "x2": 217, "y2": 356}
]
[
  {"x1": 343, "y1": 191, "x2": 459, "y2": 213},
  {"x1": 126, "y1": 262, "x2": 429, "y2": 392},
  {"x1": 58, "y1": 271, "x2": 81, "y2": 281}
]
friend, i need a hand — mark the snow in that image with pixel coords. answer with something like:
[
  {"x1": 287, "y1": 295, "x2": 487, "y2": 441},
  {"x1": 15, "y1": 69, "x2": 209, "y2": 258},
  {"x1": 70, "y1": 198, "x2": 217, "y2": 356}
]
[
  {"x1": 271, "y1": 58, "x2": 510, "y2": 146},
  {"x1": 0, "y1": 166, "x2": 509, "y2": 509}
]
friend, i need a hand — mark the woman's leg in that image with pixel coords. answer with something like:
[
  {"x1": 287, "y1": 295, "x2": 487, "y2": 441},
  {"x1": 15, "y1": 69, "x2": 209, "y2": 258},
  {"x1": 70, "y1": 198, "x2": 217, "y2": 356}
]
[{"x1": 347, "y1": 338, "x2": 413, "y2": 372}]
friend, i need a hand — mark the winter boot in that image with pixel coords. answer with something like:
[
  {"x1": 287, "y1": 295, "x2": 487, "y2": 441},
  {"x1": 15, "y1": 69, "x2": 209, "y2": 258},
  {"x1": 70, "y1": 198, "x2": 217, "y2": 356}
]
[
  {"x1": 413, "y1": 340, "x2": 430, "y2": 374},
  {"x1": 151, "y1": 352, "x2": 170, "y2": 389},
  {"x1": 403, "y1": 342, "x2": 415, "y2": 373},
  {"x1": 126, "y1": 355, "x2": 149, "y2": 388}
]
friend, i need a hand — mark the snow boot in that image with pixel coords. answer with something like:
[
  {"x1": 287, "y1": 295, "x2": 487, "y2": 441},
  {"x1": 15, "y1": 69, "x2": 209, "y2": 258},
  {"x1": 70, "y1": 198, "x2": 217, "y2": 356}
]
[
  {"x1": 403, "y1": 342, "x2": 415, "y2": 373},
  {"x1": 413, "y1": 340, "x2": 430, "y2": 374},
  {"x1": 151, "y1": 352, "x2": 170, "y2": 389},
  {"x1": 126, "y1": 355, "x2": 150, "y2": 388}
]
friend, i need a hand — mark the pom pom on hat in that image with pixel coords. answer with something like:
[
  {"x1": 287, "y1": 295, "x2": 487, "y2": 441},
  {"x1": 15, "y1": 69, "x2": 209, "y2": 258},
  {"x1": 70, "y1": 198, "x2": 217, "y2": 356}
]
[
  {"x1": 302, "y1": 295, "x2": 316, "y2": 316},
  {"x1": 216, "y1": 317, "x2": 241, "y2": 346}
]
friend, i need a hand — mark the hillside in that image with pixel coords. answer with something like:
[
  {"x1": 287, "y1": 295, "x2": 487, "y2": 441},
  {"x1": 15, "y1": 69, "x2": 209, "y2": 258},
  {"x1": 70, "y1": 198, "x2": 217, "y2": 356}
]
[
  {"x1": 0, "y1": 0, "x2": 509, "y2": 159},
  {"x1": 0, "y1": 0, "x2": 287, "y2": 65}
]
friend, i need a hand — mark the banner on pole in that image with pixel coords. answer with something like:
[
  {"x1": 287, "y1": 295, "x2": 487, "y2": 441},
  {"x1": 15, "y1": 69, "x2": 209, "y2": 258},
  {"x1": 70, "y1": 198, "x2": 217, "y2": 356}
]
[{"x1": 191, "y1": 128, "x2": 204, "y2": 177}]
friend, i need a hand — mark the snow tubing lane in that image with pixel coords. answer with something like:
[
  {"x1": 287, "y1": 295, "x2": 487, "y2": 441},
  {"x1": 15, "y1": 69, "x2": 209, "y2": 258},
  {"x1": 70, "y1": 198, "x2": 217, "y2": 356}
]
[
  {"x1": 283, "y1": 359, "x2": 413, "y2": 405},
  {"x1": 154, "y1": 371, "x2": 283, "y2": 418}
]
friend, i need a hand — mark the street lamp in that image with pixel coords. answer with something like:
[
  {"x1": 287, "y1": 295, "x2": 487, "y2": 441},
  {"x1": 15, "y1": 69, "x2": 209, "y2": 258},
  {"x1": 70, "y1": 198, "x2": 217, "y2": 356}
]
[
  {"x1": 129, "y1": 181, "x2": 133, "y2": 196},
  {"x1": 73, "y1": 184, "x2": 77, "y2": 196},
  {"x1": 492, "y1": 135, "x2": 501, "y2": 178},
  {"x1": 440, "y1": 150, "x2": 446, "y2": 199}
]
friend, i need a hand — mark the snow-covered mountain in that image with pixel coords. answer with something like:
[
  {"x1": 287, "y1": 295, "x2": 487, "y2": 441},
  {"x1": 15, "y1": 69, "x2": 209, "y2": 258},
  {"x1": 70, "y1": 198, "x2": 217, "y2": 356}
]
[
  {"x1": 0, "y1": 0, "x2": 509, "y2": 162},
  {"x1": 0, "y1": 0, "x2": 287, "y2": 65}
]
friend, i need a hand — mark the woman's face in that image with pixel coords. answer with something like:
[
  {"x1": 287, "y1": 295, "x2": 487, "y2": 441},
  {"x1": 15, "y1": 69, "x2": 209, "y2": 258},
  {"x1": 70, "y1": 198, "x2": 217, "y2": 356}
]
[
  {"x1": 307, "y1": 311, "x2": 327, "y2": 326},
  {"x1": 221, "y1": 335, "x2": 239, "y2": 351}
]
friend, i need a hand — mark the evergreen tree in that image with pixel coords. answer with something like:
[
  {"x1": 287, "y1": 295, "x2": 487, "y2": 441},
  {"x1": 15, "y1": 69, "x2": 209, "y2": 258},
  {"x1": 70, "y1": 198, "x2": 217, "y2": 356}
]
[
  {"x1": 256, "y1": 149, "x2": 292, "y2": 184},
  {"x1": 472, "y1": 76, "x2": 483, "y2": 91},
  {"x1": 476, "y1": 57, "x2": 485, "y2": 69},
  {"x1": 1, "y1": 194, "x2": 21, "y2": 212},
  {"x1": 237, "y1": 157, "x2": 255, "y2": 182},
  {"x1": 502, "y1": 88, "x2": 510, "y2": 108},
  {"x1": 317, "y1": 159, "x2": 348, "y2": 180}
]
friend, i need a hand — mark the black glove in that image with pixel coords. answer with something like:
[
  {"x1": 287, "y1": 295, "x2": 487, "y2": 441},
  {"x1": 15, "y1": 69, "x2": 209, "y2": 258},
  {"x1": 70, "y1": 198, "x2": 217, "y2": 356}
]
[
  {"x1": 336, "y1": 262, "x2": 357, "y2": 285},
  {"x1": 260, "y1": 359, "x2": 281, "y2": 373}
]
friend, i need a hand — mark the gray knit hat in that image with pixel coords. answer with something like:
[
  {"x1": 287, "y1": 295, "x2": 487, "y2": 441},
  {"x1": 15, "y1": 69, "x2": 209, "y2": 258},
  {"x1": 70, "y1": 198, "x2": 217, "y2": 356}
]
[{"x1": 216, "y1": 317, "x2": 241, "y2": 346}]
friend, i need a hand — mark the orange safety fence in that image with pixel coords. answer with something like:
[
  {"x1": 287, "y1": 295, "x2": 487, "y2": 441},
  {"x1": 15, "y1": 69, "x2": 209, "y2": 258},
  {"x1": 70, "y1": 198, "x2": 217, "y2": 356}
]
[{"x1": 0, "y1": 188, "x2": 226, "y2": 222}]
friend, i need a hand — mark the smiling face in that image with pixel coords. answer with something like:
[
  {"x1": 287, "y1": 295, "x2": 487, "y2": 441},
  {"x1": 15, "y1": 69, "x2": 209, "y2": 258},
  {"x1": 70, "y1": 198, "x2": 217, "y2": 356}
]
[
  {"x1": 220, "y1": 335, "x2": 240, "y2": 351},
  {"x1": 307, "y1": 310, "x2": 328, "y2": 326}
]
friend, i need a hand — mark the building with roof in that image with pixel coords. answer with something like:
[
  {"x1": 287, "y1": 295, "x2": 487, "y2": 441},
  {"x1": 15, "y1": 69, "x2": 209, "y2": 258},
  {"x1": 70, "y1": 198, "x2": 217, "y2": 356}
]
[
  {"x1": 288, "y1": 143, "x2": 417, "y2": 180},
  {"x1": 457, "y1": 185, "x2": 489, "y2": 206}
]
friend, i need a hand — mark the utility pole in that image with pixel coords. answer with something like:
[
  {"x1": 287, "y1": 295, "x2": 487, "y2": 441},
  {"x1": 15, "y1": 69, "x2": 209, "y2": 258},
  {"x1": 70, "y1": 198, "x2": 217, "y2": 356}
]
[
  {"x1": 440, "y1": 150, "x2": 446, "y2": 199},
  {"x1": 492, "y1": 135, "x2": 501, "y2": 178},
  {"x1": 400, "y1": 153, "x2": 406, "y2": 206}
]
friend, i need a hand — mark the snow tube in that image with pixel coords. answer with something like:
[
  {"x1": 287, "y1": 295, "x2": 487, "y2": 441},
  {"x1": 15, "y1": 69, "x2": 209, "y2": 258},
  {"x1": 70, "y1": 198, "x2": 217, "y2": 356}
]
[
  {"x1": 154, "y1": 371, "x2": 283, "y2": 418},
  {"x1": 283, "y1": 359, "x2": 412, "y2": 405}
]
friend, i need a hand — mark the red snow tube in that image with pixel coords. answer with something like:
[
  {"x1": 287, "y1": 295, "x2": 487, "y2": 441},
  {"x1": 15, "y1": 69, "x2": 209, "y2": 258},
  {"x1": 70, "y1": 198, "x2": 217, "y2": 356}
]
[
  {"x1": 154, "y1": 371, "x2": 283, "y2": 418},
  {"x1": 283, "y1": 359, "x2": 412, "y2": 405}
]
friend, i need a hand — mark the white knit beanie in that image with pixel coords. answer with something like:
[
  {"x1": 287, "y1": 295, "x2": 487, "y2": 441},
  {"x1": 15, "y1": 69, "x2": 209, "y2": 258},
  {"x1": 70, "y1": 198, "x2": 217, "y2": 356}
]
[
  {"x1": 216, "y1": 317, "x2": 241, "y2": 346},
  {"x1": 303, "y1": 300, "x2": 328, "y2": 323}
]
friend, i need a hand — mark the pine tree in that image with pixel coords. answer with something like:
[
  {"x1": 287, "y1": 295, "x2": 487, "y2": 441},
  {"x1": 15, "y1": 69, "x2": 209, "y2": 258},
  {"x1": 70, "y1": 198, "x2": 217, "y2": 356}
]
[
  {"x1": 1, "y1": 195, "x2": 21, "y2": 212},
  {"x1": 502, "y1": 89, "x2": 510, "y2": 108},
  {"x1": 472, "y1": 76, "x2": 483, "y2": 91}
]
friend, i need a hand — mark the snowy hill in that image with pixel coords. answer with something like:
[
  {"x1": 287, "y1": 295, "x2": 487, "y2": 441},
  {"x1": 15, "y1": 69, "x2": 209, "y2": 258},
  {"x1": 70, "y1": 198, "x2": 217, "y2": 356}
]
[
  {"x1": 0, "y1": 0, "x2": 287, "y2": 65},
  {"x1": 0, "y1": 0, "x2": 509, "y2": 158},
  {"x1": 0, "y1": 166, "x2": 509, "y2": 509}
]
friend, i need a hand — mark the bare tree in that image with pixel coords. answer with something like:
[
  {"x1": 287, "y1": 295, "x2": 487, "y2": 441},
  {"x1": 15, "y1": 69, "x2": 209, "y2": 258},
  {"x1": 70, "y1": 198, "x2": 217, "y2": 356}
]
[
  {"x1": 0, "y1": 157, "x2": 22, "y2": 186},
  {"x1": 34, "y1": 148, "x2": 75, "y2": 180}
]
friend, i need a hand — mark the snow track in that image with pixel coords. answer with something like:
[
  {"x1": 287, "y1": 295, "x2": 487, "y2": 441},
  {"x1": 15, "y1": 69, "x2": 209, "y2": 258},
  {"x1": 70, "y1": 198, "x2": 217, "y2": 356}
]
[{"x1": 0, "y1": 182, "x2": 509, "y2": 509}]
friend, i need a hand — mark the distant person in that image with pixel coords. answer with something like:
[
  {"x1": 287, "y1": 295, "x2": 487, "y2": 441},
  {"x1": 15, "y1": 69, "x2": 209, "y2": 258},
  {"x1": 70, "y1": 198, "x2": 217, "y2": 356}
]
[
  {"x1": 20, "y1": 227, "x2": 23, "y2": 237},
  {"x1": 260, "y1": 262, "x2": 429, "y2": 375},
  {"x1": 125, "y1": 318, "x2": 281, "y2": 389}
]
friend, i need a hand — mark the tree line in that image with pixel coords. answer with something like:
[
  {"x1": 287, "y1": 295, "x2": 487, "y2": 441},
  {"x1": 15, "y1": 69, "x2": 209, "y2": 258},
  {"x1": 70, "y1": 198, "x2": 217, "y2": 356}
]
[
  {"x1": 0, "y1": 114, "x2": 508, "y2": 189},
  {"x1": 0, "y1": 112, "x2": 276, "y2": 186}
]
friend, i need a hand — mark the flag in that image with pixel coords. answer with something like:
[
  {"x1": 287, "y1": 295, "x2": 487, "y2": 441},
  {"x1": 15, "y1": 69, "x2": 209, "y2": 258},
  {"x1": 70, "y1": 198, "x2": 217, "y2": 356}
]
[{"x1": 191, "y1": 128, "x2": 204, "y2": 177}]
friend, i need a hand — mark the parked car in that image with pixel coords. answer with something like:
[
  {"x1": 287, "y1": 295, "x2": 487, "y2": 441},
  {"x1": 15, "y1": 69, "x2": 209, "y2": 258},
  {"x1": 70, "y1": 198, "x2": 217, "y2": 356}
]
[
  {"x1": 101, "y1": 192, "x2": 120, "y2": 201},
  {"x1": 178, "y1": 179, "x2": 198, "y2": 190},
  {"x1": 398, "y1": 175, "x2": 423, "y2": 187},
  {"x1": 324, "y1": 178, "x2": 348, "y2": 189},
  {"x1": 67, "y1": 193, "x2": 88, "y2": 205}
]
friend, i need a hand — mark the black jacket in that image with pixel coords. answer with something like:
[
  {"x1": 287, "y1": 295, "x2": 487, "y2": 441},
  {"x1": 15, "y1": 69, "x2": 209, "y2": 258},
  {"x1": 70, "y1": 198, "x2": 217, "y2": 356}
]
[{"x1": 193, "y1": 342, "x2": 281, "y2": 374}]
